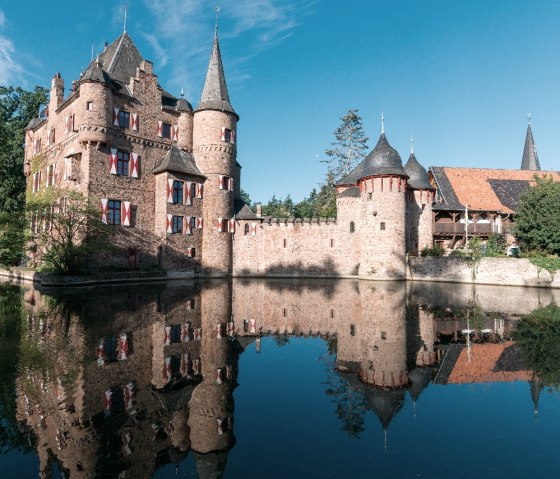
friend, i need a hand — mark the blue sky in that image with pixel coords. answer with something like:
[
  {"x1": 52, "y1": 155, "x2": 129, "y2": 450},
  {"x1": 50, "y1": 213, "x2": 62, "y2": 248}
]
[{"x1": 1, "y1": 0, "x2": 559, "y2": 202}]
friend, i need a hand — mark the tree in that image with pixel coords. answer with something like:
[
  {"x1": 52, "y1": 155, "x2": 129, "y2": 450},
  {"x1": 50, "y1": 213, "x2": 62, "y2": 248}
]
[
  {"x1": 0, "y1": 86, "x2": 49, "y2": 213},
  {"x1": 26, "y1": 188, "x2": 110, "y2": 275},
  {"x1": 239, "y1": 188, "x2": 253, "y2": 208},
  {"x1": 323, "y1": 109, "x2": 369, "y2": 183},
  {"x1": 514, "y1": 176, "x2": 560, "y2": 254},
  {"x1": 0, "y1": 213, "x2": 25, "y2": 266}
]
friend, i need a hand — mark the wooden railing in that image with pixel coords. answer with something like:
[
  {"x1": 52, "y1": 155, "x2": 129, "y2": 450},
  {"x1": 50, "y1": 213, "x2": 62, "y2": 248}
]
[{"x1": 434, "y1": 222, "x2": 510, "y2": 235}]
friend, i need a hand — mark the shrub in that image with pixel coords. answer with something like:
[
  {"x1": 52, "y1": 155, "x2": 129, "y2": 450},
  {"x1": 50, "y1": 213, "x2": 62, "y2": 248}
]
[{"x1": 420, "y1": 245, "x2": 444, "y2": 257}]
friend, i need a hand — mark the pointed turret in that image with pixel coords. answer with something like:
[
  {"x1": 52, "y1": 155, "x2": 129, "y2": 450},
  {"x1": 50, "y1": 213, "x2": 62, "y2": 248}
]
[
  {"x1": 521, "y1": 122, "x2": 540, "y2": 171},
  {"x1": 196, "y1": 31, "x2": 237, "y2": 118}
]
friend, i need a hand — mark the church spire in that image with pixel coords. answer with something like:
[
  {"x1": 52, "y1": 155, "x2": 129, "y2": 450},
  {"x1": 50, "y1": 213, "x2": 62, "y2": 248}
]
[
  {"x1": 195, "y1": 24, "x2": 237, "y2": 118},
  {"x1": 521, "y1": 116, "x2": 540, "y2": 170}
]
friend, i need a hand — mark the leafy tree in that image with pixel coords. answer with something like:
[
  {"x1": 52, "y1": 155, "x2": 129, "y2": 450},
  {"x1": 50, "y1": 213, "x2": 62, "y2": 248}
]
[
  {"x1": 0, "y1": 86, "x2": 48, "y2": 213},
  {"x1": 239, "y1": 188, "x2": 252, "y2": 208},
  {"x1": 262, "y1": 194, "x2": 296, "y2": 217},
  {"x1": 515, "y1": 305, "x2": 560, "y2": 389},
  {"x1": 323, "y1": 109, "x2": 369, "y2": 183},
  {"x1": 514, "y1": 176, "x2": 560, "y2": 254},
  {"x1": 26, "y1": 188, "x2": 110, "y2": 275},
  {"x1": 0, "y1": 213, "x2": 25, "y2": 266}
]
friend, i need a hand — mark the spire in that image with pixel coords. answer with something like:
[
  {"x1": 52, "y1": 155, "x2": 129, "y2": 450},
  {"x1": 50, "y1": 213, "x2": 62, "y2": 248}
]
[
  {"x1": 381, "y1": 112, "x2": 385, "y2": 134},
  {"x1": 521, "y1": 116, "x2": 541, "y2": 170},
  {"x1": 195, "y1": 26, "x2": 237, "y2": 118}
]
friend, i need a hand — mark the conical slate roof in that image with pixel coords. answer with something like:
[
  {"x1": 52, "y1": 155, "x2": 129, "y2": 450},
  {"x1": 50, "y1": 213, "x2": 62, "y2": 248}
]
[
  {"x1": 404, "y1": 153, "x2": 435, "y2": 190},
  {"x1": 521, "y1": 124, "x2": 540, "y2": 170},
  {"x1": 195, "y1": 33, "x2": 237, "y2": 117},
  {"x1": 175, "y1": 97, "x2": 193, "y2": 112},
  {"x1": 338, "y1": 133, "x2": 407, "y2": 185},
  {"x1": 80, "y1": 60, "x2": 112, "y2": 85},
  {"x1": 408, "y1": 367, "x2": 433, "y2": 402},
  {"x1": 153, "y1": 146, "x2": 205, "y2": 177},
  {"x1": 364, "y1": 387, "x2": 406, "y2": 429}
]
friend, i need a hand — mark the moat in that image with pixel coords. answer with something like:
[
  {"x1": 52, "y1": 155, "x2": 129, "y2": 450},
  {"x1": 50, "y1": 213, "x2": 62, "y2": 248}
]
[{"x1": 1, "y1": 278, "x2": 560, "y2": 478}]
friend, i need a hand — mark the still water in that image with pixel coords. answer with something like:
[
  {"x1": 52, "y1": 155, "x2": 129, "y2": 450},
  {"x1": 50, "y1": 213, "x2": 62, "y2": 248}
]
[{"x1": 1, "y1": 278, "x2": 560, "y2": 479}]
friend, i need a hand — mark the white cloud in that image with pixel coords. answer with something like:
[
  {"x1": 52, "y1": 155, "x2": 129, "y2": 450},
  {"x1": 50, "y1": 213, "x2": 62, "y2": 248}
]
[
  {"x1": 0, "y1": 10, "x2": 25, "y2": 86},
  {"x1": 143, "y1": 0, "x2": 314, "y2": 97}
]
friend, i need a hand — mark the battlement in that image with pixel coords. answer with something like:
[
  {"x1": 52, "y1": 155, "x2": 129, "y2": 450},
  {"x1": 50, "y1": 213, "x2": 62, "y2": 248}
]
[{"x1": 263, "y1": 217, "x2": 337, "y2": 225}]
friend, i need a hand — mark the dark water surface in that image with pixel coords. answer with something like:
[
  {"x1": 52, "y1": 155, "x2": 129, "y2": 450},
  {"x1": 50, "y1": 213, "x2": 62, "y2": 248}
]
[{"x1": 1, "y1": 278, "x2": 560, "y2": 478}]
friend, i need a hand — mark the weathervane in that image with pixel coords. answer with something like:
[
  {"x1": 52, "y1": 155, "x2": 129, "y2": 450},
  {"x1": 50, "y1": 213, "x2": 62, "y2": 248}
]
[
  {"x1": 215, "y1": 5, "x2": 221, "y2": 35},
  {"x1": 381, "y1": 112, "x2": 385, "y2": 134},
  {"x1": 124, "y1": 1, "x2": 128, "y2": 33},
  {"x1": 528, "y1": 113, "x2": 532, "y2": 125},
  {"x1": 410, "y1": 135, "x2": 414, "y2": 154}
]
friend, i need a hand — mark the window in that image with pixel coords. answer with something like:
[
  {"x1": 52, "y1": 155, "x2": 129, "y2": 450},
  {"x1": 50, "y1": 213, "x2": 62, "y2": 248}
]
[
  {"x1": 46, "y1": 165, "x2": 54, "y2": 187},
  {"x1": 368, "y1": 192, "x2": 372, "y2": 200},
  {"x1": 190, "y1": 182, "x2": 197, "y2": 199},
  {"x1": 380, "y1": 222, "x2": 386, "y2": 231},
  {"x1": 172, "y1": 215, "x2": 183, "y2": 233},
  {"x1": 108, "y1": 200, "x2": 121, "y2": 225},
  {"x1": 222, "y1": 128, "x2": 234, "y2": 143},
  {"x1": 173, "y1": 180, "x2": 184, "y2": 203},
  {"x1": 330, "y1": 239, "x2": 334, "y2": 248},
  {"x1": 187, "y1": 247, "x2": 196, "y2": 258},
  {"x1": 162, "y1": 122, "x2": 172, "y2": 139},
  {"x1": 350, "y1": 221, "x2": 355, "y2": 233},
  {"x1": 86, "y1": 101, "x2": 94, "y2": 111},
  {"x1": 117, "y1": 150, "x2": 130, "y2": 176},
  {"x1": 118, "y1": 110, "x2": 130, "y2": 129},
  {"x1": 48, "y1": 128, "x2": 56, "y2": 145},
  {"x1": 350, "y1": 324, "x2": 356, "y2": 336},
  {"x1": 219, "y1": 175, "x2": 233, "y2": 191},
  {"x1": 283, "y1": 239, "x2": 287, "y2": 248},
  {"x1": 190, "y1": 216, "x2": 196, "y2": 231},
  {"x1": 244, "y1": 223, "x2": 250, "y2": 235}
]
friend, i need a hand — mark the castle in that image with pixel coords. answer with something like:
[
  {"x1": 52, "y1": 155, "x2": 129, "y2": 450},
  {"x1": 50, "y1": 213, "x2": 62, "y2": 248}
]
[{"x1": 28, "y1": 26, "x2": 530, "y2": 280}]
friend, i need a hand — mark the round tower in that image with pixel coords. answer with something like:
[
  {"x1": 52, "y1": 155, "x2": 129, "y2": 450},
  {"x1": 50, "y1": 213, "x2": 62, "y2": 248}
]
[
  {"x1": 404, "y1": 144, "x2": 435, "y2": 255},
  {"x1": 354, "y1": 119, "x2": 408, "y2": 279},
  {"x1": 193, "y1": 30, "x2": 238, "y2": 276},
  {"x1": 78, "y1": 59, "x2": 112, "y2": 144}
]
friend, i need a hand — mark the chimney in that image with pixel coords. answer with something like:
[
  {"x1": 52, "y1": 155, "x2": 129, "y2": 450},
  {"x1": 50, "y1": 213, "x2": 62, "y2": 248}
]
[
  {"x1": 256, "y1": 203, "x2": 262, "y2": 218},
  {"x1": 50, "y1": 73, "x2": 64, "y2": 111}
]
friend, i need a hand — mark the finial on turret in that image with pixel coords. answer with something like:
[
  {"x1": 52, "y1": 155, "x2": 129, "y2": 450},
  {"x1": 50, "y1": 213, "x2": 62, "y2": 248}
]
[
  {"x1": 91, "y1": 40, "x2": 94, "y2": 62},
  {"x1": 381, "y1": 112, "x2": 385, "y2": 134},
  {"x1": 410, "y1": 135, "x2": 414, "y2": 154},
  {"x1": 123, "y1": 0, "x2": 128, "y2": 33},
  {"x1": 528, "y1": 113, "x2": 532, "y2": 125},
  {"x1": 215, "y1": 5, "x2": 221, "y2": 37},
  {"x1": 181, "y1": 87, "x2": 184, "y2": 98},
  {"x1": 95, "y1": 54, "x2": 101, "y2": 68}
]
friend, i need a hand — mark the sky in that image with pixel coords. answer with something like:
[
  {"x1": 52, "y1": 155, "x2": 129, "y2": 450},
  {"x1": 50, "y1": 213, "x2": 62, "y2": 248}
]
[{"x1": 1, "y1": 0, "x2": 560, "y2": 202}]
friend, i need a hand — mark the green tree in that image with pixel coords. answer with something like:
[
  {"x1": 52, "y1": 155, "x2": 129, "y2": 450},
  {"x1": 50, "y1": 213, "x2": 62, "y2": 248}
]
[
  {"x1": 515, "y1": 305, "x2": 560, "y2": 389},
  {"x1": 27, "y1": 189, "x2": 110, "y2": 275},
  {"x1": 323, "y1": 109, "x2": 369, "y2": 183},
  {"x1": 0, "y1": 213, "x2": 25, "y2": 266},
  {"x1": 0, "y1": 86, "x2": 48, "y2": 213},
  {"x1": 514, "y1": 175, "x2": 560, "y2": 254},
  {"x1": 239, "y1": 188, "x2": 253, "y2": 208}
]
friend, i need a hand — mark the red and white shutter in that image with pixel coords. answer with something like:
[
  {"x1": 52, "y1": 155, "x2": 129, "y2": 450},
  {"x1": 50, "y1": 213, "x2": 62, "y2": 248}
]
[
  {"x1": 220, "y1": 126, "x2": 226, "y2": 141},
  {"x1": 157, "y1": 120, "x2": 163, "y2": 137},
  {"x1": 166, "y1": 214, "x2": 173, "y2": 233},
  {"x1": 172, "y1": 125, "x2": 179, "y2": 142},
  {"x1": 131, "y1": 113, "x2": 139, "y2": 131},
  {"x1": 228, "y1": 218, "x2": 235, "y2": 234},
  {"x1": 231, "y1": 130, "x2": 235, "y2": 144},
  {"x1": 109, "y1": 149, "x2": 118, "y2": 175},
  {"x1": 228, "y1": 177, "x2": 234, "y2": 191},
  {"x1": 185, "y1": 181, "x2": 192, "y2": 205},
  {"x1": 68, "y1": 114, "x2": 74, "y2": 132},
  {"x1": 187, "y1": 247, "x2": 194, "y2": 258},
  {"x1": 130, "y1": 153, "x2": 139, "y2": 178},
  {"x1": 185, "y1": 216, "x2": 192, "y2": 235},
  {"x1": 113, "y1": 108, "x2": 120, "y2": 126},
  {"x1": 46, "y1": 131, "x2": 50, "y2": 147},
  {"x1": 251, "y1": 223, "x2": 257, "y2": 236},
  {"x1": 167, "y1": 179, "x2": 174, "y2": 203},
  {"x1": 217, "y1": 218, "x2": 223, "y2": 232},
  {"x1": 219, "y1": 175, "x2": 224, "y2": 190},
  {"x1": 64, "y1": 116, "x2": 69, "y2": 134},
  {"x1": 100, "y1": 199, "x2": 108, "y2": 224},
  {"x1": 197, "y1": 217, "x2": 204, "y2": 229},
  {"x1": 121, "y1": 201, "x2": 131, "y2": 227},
  {"x1": 196, "y1": 183, "x2": 203, "y2": 199}
]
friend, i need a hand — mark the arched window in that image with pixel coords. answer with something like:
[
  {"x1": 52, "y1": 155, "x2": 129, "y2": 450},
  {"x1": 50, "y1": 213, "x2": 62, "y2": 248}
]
[
  {"x1": 244, "y1": 223, "x2": 250, "y2": 235},
  {"x1": 350, "y1": 221, "x2": 355, "y2": 233}
]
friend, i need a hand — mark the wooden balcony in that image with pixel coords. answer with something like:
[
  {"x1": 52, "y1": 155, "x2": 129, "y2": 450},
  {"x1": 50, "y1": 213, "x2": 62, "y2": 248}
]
[{"x1": 434, "y1": 222, "x2": 510, "y2": 236}]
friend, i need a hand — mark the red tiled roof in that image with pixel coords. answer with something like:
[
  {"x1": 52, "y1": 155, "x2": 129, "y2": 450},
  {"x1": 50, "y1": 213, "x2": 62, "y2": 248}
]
[
  {"x1": 441, "y1": 168, "x2": 560, "y2": 214},
  {"x1": 447, "y1": 342, "x2": 532, "y2": 384}
]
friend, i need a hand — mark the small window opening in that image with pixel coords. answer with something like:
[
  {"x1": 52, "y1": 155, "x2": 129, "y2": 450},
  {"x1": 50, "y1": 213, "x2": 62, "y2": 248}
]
[
  {"x1": 381, "y1": 331, "x2": 387, "y2": 340},
  {"x1": 244, "y1": 223, "x2": 250, "y2": 235},
  {"x1": 283, "y1": 308, "x2": 287, "y2": 317},
  {"x1": 368, "y1": 192, "x2": 372, "y2": 200},
  {"x1": 86, "y1": 101, "x2": 94, "y2": 111},
  {"x1": 380, "y1": 222, "x2": 386, "y2": 231},
  {"x1": 350, "y1": 221, "x2": 355, "y2": 233},
  {"x1": 283, "y1": 238, "x2": 287, "y2": 248},
  {"x1": 330, "y1": 238, "x2": 334, "y2": 248},
  {"x1": 350, "y1": 324, "x2": 356, "y2": 336}
]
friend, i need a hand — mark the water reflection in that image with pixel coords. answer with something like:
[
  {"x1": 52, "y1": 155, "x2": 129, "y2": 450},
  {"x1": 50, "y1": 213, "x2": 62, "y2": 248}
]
[{"x1": 4, "y1": 279, "x2": 560, "y2": 477}]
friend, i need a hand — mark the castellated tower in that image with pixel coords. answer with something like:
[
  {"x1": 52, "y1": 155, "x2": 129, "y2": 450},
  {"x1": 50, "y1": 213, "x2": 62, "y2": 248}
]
[
  {"x1": 193, "y1": 30, "x2": 239, "y2": 276},
  {"x1": 338, "y1": 124, "x2": 408, "y2": 279},
  {"x1": 404, "y1": 148, "x2": 435, "y2": 255}
]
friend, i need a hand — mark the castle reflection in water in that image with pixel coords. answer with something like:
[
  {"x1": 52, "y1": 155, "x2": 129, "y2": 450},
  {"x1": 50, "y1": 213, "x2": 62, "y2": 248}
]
[{"x1": 13, "y1": 279, "x2": 555, "y2": 478}]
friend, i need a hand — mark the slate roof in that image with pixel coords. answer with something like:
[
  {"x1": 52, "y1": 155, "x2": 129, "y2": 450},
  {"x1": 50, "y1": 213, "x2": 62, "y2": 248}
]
[
  {"x1": 337, "y1": 186, "x2": 360, "y2": 198},
  {"x1": 25, "y1": 117, "x2": 43, "y2": 130},
  {"x1": 521, "y1": 124, "x2": 540, "y2": 171},
  {"x1": 338, "y1": 133, "x2": 407, "y2": 185},
  {"x1": 196, "y1": 33, "x2": 237, "y2": 118},
  {"x1": 153, "y1": 146, "x2": 205, "y2": 177},
  {"x1": 234, "y1": 199, "x2": 260, "y2": 220},
  {"x1": 430, "y1": 166, "x2": 560, "y2": 214},
  {"x1": 80, "y1": 61, "x2": 112, "y2": 85},
  {"x1": 404, "y1": 153, "x2": 434, "y2": 190}
]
